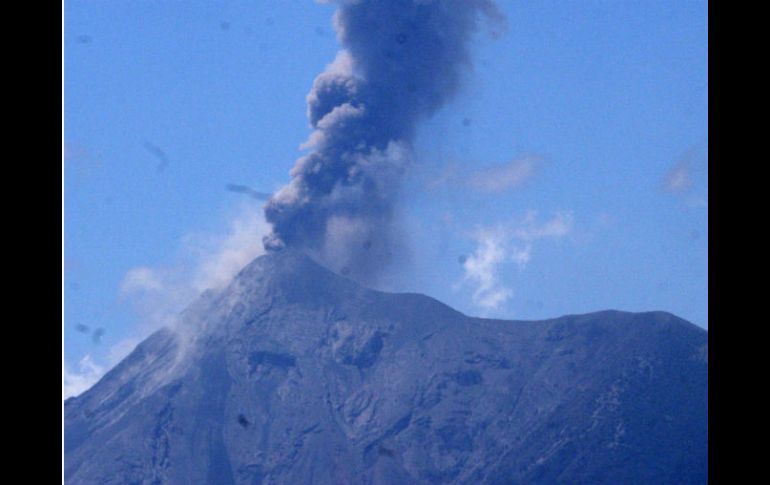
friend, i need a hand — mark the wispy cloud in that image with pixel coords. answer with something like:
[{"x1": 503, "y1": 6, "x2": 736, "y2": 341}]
[
  {"x1": 661, "y1": 143, "x2": 708, "y2": 212},
  {"x1": 468, "y1": 156, "x2": 543, "y2": 193},
  {"x1": 662, "y1": 142, "x2": 710, "y2": 196},
  {"x1": 458, "y1": 211, "x2": 573, "y2": 313},
  {"x1": 514, "y1": 209, "x2": 572, "y2": 241},
  {"x1": 121, "y1": 267, "x2": 164, "y2": 293},
  {"x1": 120, "y1": 203, "x2": 271, "y2": 329},
  {"x1": 427, "y1": 155, "x2": 544, "y2": 194},
  {"x1": 662, "y1": 157, "x2": 693, "y2": 194}
]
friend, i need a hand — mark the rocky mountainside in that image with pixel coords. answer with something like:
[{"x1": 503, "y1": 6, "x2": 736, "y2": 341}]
[{"x1": 64, "y1": 250, "x2": 708, "y2": 485}]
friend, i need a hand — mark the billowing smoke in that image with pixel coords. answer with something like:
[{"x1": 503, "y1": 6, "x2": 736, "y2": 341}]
[{"x1": 264, "y1": 0, "x2": 505, "y2": 281}]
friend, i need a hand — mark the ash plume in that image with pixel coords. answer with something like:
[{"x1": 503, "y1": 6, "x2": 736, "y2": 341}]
[{"x1": 263, "y1": 0, "x2": 505, "y2": 282}]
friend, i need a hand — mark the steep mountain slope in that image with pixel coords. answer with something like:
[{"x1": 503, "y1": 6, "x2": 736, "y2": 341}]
[{"x1": 64, "y1": 250, "x2": 708, "y2": 485}]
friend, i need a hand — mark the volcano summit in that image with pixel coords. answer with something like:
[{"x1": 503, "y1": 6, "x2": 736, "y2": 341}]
[{"x1": 64, "y1": 250, "x2": 707, "y2": 485}]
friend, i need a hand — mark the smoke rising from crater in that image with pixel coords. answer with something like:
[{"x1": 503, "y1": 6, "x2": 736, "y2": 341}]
[{"x1": 263, "y1": 0, "x2": 504, "y2": 281}]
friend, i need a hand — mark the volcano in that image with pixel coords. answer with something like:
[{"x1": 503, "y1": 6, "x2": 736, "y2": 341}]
[{"x1": 64, "y1": 250, "x2": 707, "y2": 485}]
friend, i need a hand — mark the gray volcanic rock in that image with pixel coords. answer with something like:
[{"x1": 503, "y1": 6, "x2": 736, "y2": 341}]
[{"x1": 64, "y1": 250, "x2": 708, "y2": 485}]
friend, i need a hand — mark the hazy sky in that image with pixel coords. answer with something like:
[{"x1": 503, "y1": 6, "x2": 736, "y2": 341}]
[{"x1": 63, "y1": 0, "x2": 707, "y2": 397}]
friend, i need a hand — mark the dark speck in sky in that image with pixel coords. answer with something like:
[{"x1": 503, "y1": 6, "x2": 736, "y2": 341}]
[
  {"x1": 143, "y1": 141, "x2": 170, "y2": 173},
  {"x1": 92, "y1": 327, "x2": 105, "y2": 344},
  {"x1": 76, "y1": 35, "x2": 92, "y2": 44},
  {"x1": 462, "y1": 118, "x2": 472, "y2": 127},
  {"x1": 458, "y1": 255, "x2": 468, "y2": 264},
  {"x1": 220, "y1": 21, "x2": 230, "y2": 31},
  {"x1": 75, "y1": 324, "x2": 91, "y2": 334},
  {"x1": 237, "y1": 414, "x2": 250, "y2": 428},
  {"x1": 225, "y1": 184, "x2": 272, "y2": 201}
]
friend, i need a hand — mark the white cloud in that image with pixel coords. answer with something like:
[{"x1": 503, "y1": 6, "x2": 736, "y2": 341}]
[
  {"x1": 63, "y1": 355, "x2": 105, "y2": 399},
  {"x1": 121, "y1": 267, "x2": 164, "y2": 293},
  {"x1": 64, "y1": 202, "x2": 272, "y2": 402},
  {"x1": 190, "y1": 207, "x2": 271, "y2": 292},
  {"x1": 468, "y1": 156, "x2": 542, "y2": 193},
  {"x1": 120, "y1": 203, "x2": 271, "y2": 330},
  {"x1": 509, "y1": 245, "x2": 532, "y2": 267},
  {"x1": 461, "y1": 225, "x2": 514, "y2": 311},
  {"x1": 458, "y1": 211, "x2": 573, "y2": 313},
  {"x1": 514, "y1": 210, "x2": 573, "y2": 241},
  {"x1": 65, "y1": 204, "x2": 271, "y2": 401}
]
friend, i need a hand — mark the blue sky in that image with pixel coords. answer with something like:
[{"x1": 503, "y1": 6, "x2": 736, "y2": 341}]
[{"x1": 63, "y1": 0, "x2": 707, "y2": 397}]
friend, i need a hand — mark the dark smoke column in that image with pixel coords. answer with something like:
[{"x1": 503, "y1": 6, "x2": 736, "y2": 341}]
[{"x1": 264, "y1": 0, "x2": 504, "y2": 282}]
